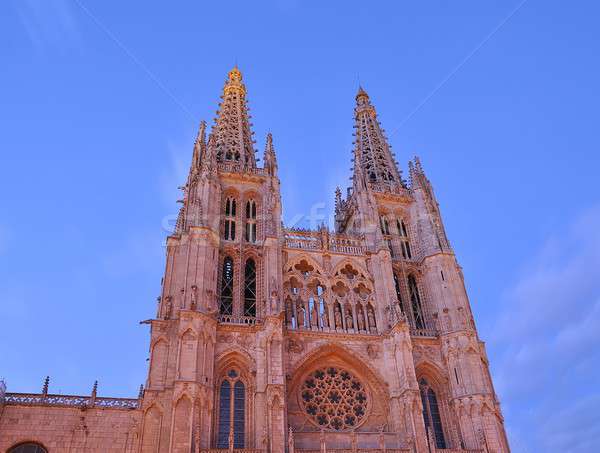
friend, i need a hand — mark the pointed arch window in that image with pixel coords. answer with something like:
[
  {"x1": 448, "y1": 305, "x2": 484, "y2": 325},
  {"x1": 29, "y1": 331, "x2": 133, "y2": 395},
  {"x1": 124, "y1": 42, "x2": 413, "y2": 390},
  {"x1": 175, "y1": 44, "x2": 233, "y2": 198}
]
[
  {"x1": 408, "y1": 275, "x2": 426, "y2": 329},
  {"x1": 419, "y1": 378, "x2": 446, "y2": 449},
  {"x1": 393, "y1": 273, "x2": 405, "y2": 315},
  {"x1": 245, "y1": 200, "x2": 257, "y2": 243},
  {"x1": 380, "y1": 215, "x2": 390, "y2": 235},
  {"x1": 397, "y1": 219, "x2": 412, "y2": 259},
  {"x1": 224, "y1": 197, "x2": 237, "y2": 241},
  {"x1": 217, "y1": 369, "x2": 245, "y2": 448},
  {"x1": 243, "y1": 258, "x2": 256, "y2": 317},
  {"x1": 8, "y1": 444, "x2": 48, "y2": 453},
  {"x1": 220, "y1": 257, "x2": 234, "y2": 315}
]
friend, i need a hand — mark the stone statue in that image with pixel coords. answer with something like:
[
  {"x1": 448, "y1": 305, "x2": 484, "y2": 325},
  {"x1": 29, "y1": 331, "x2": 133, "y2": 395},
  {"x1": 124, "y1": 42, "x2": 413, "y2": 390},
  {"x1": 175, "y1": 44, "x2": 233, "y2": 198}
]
[
  {"x1": 368, "y1": 306, "x2": 376, "y2": 332},
  {"x1": 323, "y1": 303, "x2": 330, "y2": 328},
  {"x1": 190, "y1": 285, "x2": 198, "y2": 311},
  {"x1": 269, "y1": 276, "x2": 279, "y2": 313},
  {"x1": 357, "y1": 307, "x2": 366, "y2": 331},
  {"x1": 334, "y1": 305, "x2": 342, "y2": 329},
  {"x1": 297, "y1": 304, "x2": 305, "y2": 328},
  {"x1": 164, "y1": 297, "x2": 173, "y2": 319},
  {"x1": 345, "y1": 308, "x2": 354, "y2": 329}
]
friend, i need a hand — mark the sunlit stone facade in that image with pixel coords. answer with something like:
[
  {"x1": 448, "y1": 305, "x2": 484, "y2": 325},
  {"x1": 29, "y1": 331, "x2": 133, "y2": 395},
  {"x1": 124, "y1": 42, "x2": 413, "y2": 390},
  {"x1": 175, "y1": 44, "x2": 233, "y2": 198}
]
[{"x1": 0, "y1": 68, "x2": 510, "y2": 453}]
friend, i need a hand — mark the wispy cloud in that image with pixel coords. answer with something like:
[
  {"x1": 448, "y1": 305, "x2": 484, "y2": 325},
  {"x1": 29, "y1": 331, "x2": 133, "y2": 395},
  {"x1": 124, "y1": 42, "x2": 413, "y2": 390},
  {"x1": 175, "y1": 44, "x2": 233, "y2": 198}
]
[
  {"x1": 13, "y1": 0, "x2": 82, "y2": 52},
  {"x1": 159, "y1": 139, "x2": 192, "y2": 209},
  {"x1": 492, "y1": 205, "x2": 600, "y2": 452}
]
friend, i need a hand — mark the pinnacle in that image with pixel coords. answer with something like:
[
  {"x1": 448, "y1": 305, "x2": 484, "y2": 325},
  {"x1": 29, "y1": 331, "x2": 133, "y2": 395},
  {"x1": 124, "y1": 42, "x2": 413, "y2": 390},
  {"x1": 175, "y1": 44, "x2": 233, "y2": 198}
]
[{"x1": 227, "y1": 65, "x2": 243, "y2": 83}]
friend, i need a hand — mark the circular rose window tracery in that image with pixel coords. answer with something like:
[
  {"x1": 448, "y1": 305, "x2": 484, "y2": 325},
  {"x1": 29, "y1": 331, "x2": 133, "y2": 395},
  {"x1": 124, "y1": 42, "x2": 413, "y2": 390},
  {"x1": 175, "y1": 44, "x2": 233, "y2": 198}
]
[{"x1": 300, "y1": 367, "x2": 368, "y2": 431}]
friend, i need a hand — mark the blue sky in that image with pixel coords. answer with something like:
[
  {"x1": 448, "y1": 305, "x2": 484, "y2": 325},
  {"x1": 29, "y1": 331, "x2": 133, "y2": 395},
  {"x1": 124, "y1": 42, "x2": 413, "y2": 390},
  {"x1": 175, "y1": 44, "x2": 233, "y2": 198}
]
[{"x1": 1, "y1": 1, "x2": 599, "y2": 451}]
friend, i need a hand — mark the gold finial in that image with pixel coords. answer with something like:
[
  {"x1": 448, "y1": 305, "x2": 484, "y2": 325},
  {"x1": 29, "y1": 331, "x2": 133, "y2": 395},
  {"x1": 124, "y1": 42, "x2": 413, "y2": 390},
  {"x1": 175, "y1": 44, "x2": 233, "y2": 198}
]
[{"x1": 228, "y1": 65, "x2": 242, "y2": 83}]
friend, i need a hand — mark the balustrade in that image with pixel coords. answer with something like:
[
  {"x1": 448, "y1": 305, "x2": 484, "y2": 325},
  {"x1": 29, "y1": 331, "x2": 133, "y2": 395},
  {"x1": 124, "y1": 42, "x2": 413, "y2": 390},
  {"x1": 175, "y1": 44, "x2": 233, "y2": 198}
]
[
  {"x1": 284, "y1": 229, "x2": 367, "y2": 256},
  {"x1": 410, "y1": 327, "x2": 439, "y2": 338},
  {"x1": 218, "y1": 314, "x2": 258, "y2": 325},
  {"x1": 4, "y1": 392, "x2": 139, "y2": 409},
  {"x1": 217, "y1": 162, "x2": 266, "y2": 176}
]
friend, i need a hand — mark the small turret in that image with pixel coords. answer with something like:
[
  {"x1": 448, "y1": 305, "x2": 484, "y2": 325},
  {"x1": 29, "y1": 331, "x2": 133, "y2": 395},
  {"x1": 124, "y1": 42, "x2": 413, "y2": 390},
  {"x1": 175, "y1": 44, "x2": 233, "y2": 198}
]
[{"x1": 263, "y1": 132, "x2": 278, "y2": 176}]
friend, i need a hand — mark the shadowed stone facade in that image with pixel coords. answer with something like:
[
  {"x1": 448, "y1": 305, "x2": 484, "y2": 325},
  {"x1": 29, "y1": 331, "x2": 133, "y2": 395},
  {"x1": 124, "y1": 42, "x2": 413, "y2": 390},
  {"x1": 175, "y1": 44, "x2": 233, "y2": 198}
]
[{"x1": 0, "y1": 68, "x2": 510, "y2": 453}]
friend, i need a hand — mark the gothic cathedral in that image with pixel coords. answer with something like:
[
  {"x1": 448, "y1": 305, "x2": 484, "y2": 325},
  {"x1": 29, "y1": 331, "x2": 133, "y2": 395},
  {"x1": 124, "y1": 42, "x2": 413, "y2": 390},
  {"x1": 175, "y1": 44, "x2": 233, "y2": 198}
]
[{"x1": 0, "y1": 67, "x2": 510, "y2": 453}]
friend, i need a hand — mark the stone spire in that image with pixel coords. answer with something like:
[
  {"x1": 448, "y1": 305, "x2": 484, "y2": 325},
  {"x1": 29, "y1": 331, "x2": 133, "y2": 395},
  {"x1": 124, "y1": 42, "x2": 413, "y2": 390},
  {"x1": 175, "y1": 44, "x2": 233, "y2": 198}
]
[
  {"x1": 263, "y1": 132, "x2": 278, "y2": 176},
  {"x1": 409, "y1": 156, "x2": 451, "y2": 253},
  {"x1": 188, "y1": 120, "x2": 207, "y2": 183},
  {"x1": 212, "y1": 66, "x2": 257, "y2": 168},
  {"x1": 352, "y1": 86, "x2": 404, "y2": 190}
]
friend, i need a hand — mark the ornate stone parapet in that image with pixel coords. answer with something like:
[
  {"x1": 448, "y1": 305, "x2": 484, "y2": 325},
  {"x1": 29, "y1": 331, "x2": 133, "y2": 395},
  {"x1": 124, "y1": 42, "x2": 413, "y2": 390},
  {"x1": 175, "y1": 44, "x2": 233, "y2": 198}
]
[{"x1": 3, "y1": 392, "x2": 140, "y2": 410}]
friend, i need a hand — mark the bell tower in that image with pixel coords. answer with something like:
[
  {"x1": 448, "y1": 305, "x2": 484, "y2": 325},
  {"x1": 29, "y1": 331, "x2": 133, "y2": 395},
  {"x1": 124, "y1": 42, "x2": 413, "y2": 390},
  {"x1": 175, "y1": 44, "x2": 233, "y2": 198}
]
[{"x1": 140, "y1": 67, "x2": 286, "y2": 453}]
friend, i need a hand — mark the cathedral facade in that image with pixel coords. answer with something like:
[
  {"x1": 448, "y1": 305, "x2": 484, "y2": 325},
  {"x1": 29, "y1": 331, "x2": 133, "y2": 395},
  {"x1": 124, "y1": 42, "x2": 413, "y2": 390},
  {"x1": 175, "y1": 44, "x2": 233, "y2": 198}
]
[{"x1": 0, "y1": 68, "x2": 510, "y2": 453}]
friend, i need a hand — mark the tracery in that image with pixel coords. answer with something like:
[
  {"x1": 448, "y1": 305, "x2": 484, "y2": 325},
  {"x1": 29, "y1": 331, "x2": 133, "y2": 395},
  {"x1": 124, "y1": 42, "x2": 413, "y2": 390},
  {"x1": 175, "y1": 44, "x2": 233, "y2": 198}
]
[{"x1": 300, "y1": 367, "x2": 368, "y2": 431}]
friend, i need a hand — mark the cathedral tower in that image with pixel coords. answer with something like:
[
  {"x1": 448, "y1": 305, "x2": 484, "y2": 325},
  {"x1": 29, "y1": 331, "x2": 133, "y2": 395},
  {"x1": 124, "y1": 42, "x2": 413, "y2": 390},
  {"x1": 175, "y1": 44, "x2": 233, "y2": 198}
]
[{"x1": 0, "y1": 68, "x2": 510, "y2": 453}]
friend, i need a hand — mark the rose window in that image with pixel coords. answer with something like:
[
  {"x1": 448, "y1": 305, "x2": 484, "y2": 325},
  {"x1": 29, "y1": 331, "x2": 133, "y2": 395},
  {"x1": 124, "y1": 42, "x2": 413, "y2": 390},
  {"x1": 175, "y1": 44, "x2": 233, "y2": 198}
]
[{"x1": 300, "y1": 367, "x2": 368, "y2": 430}]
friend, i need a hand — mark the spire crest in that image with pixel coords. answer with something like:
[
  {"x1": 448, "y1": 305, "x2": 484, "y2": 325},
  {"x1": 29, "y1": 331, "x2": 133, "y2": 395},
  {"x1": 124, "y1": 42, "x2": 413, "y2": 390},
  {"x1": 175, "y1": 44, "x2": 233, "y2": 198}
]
[
  {"x1": 351, "y1": 88, "x2": 404, "y2": 190},
  {"x1": 212, "y1": 66, "x2": 256, "y2": 169}
]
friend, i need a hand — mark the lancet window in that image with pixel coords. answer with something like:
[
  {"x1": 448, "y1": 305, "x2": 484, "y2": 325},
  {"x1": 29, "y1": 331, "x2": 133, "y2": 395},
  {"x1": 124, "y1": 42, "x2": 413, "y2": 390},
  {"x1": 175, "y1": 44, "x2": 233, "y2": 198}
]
[
  {"x1": 380, "y1": 215, "x2": 390, "y2": 235},
  {"x1": 396, "y1": 219, "x2": 412, "y2": 259},
  {"x1": 245, "y1": 200, "x2": 257, "y2": 243},
  {"x1": 243, "y1": 258, "x2": 256, "y2": 317},
  {"x1": 408, "y1": 274, "x2": 426, "y2": 329},
  {"x1": 419, "y1": 378, "x2": 446, "y2": 449},
  {"x1": 224, "y1": 197, "x2": 237, "y2": 241},
  {"x1": 217, "y1": 369, "x2": 246, "y2": 448},
  {"x1": 393, "y1": 273, "x2": 405, "y2": 315},
  {"x1": 220, "y1": 257, "x2": 234, "y2": 315}
]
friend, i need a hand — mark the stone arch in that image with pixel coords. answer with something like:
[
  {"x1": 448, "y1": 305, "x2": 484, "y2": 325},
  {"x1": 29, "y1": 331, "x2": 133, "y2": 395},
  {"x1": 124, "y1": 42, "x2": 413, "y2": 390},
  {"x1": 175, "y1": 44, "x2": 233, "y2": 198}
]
[
  {"x1": 171, "y1": 395, "x2": 193, "y2": 453},
  {"x1": 415, "y1": 361, "x2": 454, "y2": 449},
  {"x1": 213, "y1": 350, "x2": 254, "y2": 449},
  {"x1": 7, "y1": 441, "x2": 49, "y2": 453},
  {"x1": 178, "y1": 328, "x2": 198, "y2": 381},
  {"x1": 332, "y1": 258, "x2": 370, "y2": 281},
  {"x1": 288, "y1": 343, "x2": 390, "y2": 432},
  {"x1": 140, "y1": 404, "x2": 163, "y2": 453},
  {"x1": 215, "y1": 348, "x2": 256, "y2": 376},
  {"x1": 149, "y1": 338, "x2": 169, "y2": 388}
]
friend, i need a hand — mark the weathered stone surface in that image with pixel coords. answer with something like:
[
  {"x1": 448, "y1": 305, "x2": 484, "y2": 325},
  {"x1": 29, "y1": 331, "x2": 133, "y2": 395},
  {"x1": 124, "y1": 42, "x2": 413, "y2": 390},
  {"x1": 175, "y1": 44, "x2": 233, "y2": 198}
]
[{"x1": 0, "y1": 68, "x2": 509, "y2": 453}]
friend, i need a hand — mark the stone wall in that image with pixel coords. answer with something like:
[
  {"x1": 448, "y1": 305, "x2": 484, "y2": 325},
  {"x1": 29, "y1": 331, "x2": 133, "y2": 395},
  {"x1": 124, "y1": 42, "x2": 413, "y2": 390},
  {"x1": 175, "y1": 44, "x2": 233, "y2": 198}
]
[{"x1": 0, "y1": 405, "x2": 141, "y2": 453}]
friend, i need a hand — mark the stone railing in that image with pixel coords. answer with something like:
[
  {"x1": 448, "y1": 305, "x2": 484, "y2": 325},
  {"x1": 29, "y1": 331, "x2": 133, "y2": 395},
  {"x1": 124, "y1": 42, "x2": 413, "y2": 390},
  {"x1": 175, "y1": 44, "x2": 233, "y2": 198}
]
[
  {"x1": 284, "y1": 230, "x2": 322, "y2": 251},
  {"x1": 218, "y1": 314, "x2": 258, "y2": 326},
  {"x1": 368, "y1": 182, "x2": 412, "y2": 199},
  {"x1": 284, "y1": 229, "x2": 367, "y2": 256},
  {"x1": 4, "y1": 392, "x2": 140, "y2": 410},
  {"x1": 329, "y1": 236, "x2": 367, "y2": 255},
  {"x1": 434, "y1": 450, "x2": 483, "y2": 453},
  {"x1": 410, "y1": 327, "x2": 439, "y2": 338},
  {"x1": 294, "y1": 448, "x2": 410, "y2": 453},
  {"x1": 218, "y1": 162, "x2": 266, "y2": 176},
  {"x1": 200, "y1": 450, "x2": 265, "y2": 453}
]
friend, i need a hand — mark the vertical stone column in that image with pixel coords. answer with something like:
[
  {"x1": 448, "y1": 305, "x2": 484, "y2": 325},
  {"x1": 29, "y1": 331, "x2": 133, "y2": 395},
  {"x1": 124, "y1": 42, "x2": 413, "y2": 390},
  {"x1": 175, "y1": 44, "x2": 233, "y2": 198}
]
[{"x1": 385, "y1": 321, "x2": 429, "y2": 453}]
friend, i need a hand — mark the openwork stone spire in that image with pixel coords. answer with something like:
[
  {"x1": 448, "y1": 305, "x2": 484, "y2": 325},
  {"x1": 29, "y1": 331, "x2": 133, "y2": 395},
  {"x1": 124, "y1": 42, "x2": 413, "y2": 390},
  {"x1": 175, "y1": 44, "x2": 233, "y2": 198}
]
[
  {"x1": 213, "y1": 66, "x2": 257, "y2": 168},
  {"x1": 352, "y1": 87, "x2": 404, "y2": 189}
]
